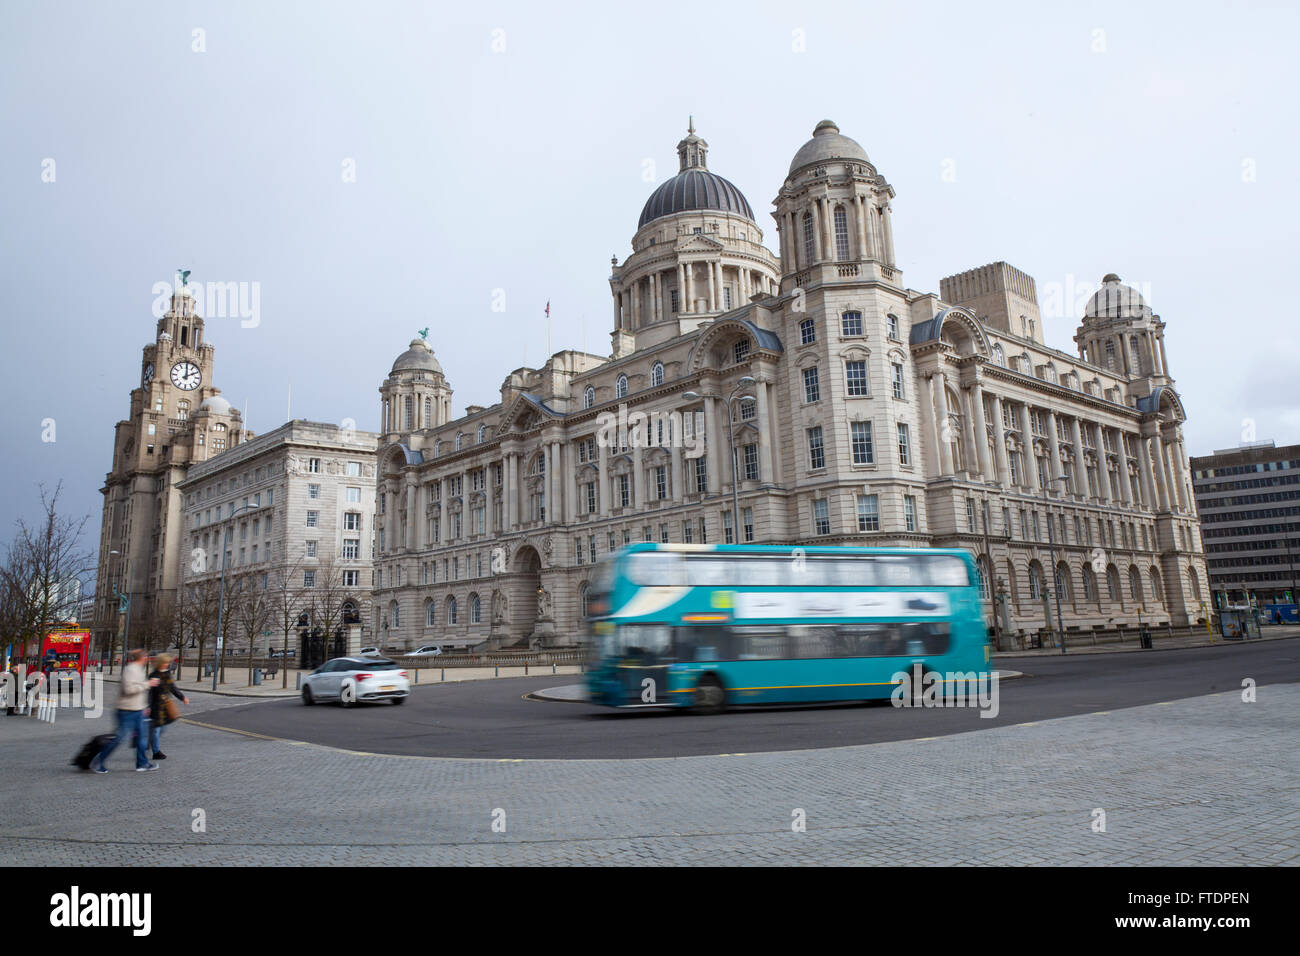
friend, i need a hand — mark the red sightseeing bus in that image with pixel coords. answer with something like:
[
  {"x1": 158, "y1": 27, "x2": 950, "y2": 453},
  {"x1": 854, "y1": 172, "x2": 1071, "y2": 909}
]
[{"x1": 40, "y1": 626, "x2": 91, "y2": 683}]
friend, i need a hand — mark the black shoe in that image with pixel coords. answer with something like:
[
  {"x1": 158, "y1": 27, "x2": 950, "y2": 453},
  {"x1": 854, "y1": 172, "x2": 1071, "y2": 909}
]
[{"x1": 153, "y1": 752, "x2": 167, "y2": 759}]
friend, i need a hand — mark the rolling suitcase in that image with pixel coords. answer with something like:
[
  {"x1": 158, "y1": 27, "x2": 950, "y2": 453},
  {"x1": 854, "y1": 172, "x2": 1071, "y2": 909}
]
[{"x1": 72, "y1": 734, "x2": 115, "y2": 770}]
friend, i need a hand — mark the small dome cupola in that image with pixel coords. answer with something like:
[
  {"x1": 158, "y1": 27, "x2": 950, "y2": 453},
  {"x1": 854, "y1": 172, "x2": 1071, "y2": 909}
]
[
  {"x1": 787, "y1": 119, "x2": 871, "y2": 176},
  {"x1": 677, "y1": 116, "x2": 708, "y2": 171},
  {"x1": 391, "y1": 337, "x2": 444, "y2": 375}
]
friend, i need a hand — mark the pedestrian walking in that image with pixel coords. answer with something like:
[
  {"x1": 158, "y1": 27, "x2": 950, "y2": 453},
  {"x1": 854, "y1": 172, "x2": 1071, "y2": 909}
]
[
  {"x1": 91, "y1": 649, "x2": 159, "y2": 773},
  {"x1": 146, "y1": 653, "x2": 188, "y2": 760}
]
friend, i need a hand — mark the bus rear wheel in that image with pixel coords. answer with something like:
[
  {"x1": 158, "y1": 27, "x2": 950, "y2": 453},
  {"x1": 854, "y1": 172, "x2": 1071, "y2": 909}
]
[{"x1": 692, "y1": 675, "x2": 727, "y2": 715}]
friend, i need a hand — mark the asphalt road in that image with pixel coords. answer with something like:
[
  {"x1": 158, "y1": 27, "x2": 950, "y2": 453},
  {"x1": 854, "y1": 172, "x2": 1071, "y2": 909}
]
[{"x1": 188, "y1": 638, "x2": 1300, "y2": 759}]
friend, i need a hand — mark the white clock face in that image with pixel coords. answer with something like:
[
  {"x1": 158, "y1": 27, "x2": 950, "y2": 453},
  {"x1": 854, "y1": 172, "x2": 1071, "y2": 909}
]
[
  {"x1": 143, "y1": 363, "x2": 155, "y2": 385},
  {"x1": 171, "y1": 361, "x2": 201, "y2": 390}
]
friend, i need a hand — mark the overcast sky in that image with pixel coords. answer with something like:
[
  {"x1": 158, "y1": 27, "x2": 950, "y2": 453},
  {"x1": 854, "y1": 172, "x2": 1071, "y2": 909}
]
[{"x1": 2, "y1": 0, "x2": 1297, "y2": 568}]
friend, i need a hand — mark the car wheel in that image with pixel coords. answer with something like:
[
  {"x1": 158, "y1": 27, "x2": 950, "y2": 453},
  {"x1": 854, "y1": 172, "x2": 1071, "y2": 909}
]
[
  {"x1": 301, "y1": 686, "x2": 314, "y2": 706},
  {"x1": 391, "y1": 696, "x2": 405, "y2": 706},
  {"x1": 692, "y1": 674, "x2": 727, "y2": 715}
]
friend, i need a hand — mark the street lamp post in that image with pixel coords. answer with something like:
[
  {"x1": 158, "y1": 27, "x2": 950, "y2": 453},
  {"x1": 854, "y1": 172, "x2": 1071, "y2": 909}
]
[
  {"x1": 212, "y1": 503, "x2": 258, "y2": 691},
  {"x1": 684, "y1": 376, "x2": 756, "y2": 544},
  {"x1": 1042, "y1": 474, "x2": 1071, "y2": 654},
  {"x1": 108, "y1": 550, "x2": 131, "y2": 675},
  {"x1": 980, "y1": 498, "x2": 1001, "y2": 651}
]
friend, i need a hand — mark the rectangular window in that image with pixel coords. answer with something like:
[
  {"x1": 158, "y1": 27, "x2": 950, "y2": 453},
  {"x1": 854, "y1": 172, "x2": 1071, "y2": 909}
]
[
  {"x1": 897, "y1": 423, "x2": 911, "y2": 466},
  {"x1": 346, "y1": 487, "x2": 361, "y2": 503},
  {"x1": 744, "y1": 443, "x2": 759, "y2": 481},
  {"x1": 1003, "y1": 507, "x2": 1011, "y2": 538},
  {"x1": 343, "y1": 570, "x2": 358, "y2": 587},
  {"x1": 576, "y1": 539, "x2": 585, "y2": 565},
  {"x1": 309, "y1": 458, "x2": 321, "y2": 474},
  {"x1": 904, "y1": 496, "x2": 917, "y2": 532},
  {"x1": 814, "y1": 498, "x2": 831, "y2": 536},
  {"x1": 841, "y1": 311, "x2": 863, "y2": 336},
  {"x1": 808, "y1": 426, "x2": 825, "y2": 470},
  {"x1": 346, "y1": 461, "x2": 360, "y2": 477},
  {"x1": 343, "y1": 512, "x2": 360, "y2": 531},
  {"x1": 619, "y1": 474, "x2": 630, "y2": 508},
  {"x1": 683, "y1": 520, "x2": 694, "y2": 544},
  {"x1": 660, "y1": 523, "x2": 670, "y2": 544},
  {"x1": 892, "y1": 363, "x2": 904, "y2": 399},
  {"x1": 699, "y1": 516, "x2": 707, "y2": 544},
  {"x1": 887, "y1": 314, "x2": 899, "y2": 340},
  {"x1": 723, "y1": 510, "x2": 734, "y2": 544},
  {"x1": 743, "y1": 507, "x2": 754, "y2": 542},
  {"x1": 585, "y1": 481, "x2": 597, "y2": 514},
  {"x1": 306, "y1": 540, "x2": 318, "y2": 557},
  {"x1": 655, "y1": 465, "x2": 667, "y2": 500},
  {"x1": 845, "y1": 360, "x2": 868, "y2": 396},
  {"x1": 857, "y1": 494, "x2": 879, "y2": 532},
  {"x1": 303, "y1": 571, "x2": 316, "y2": 588},
  {"x1": 967, "y1": 498, "x2": 976, "y2": 533},
  {"x1": 695, "y1": 456, "x2": 707, "y2": 493},
  {"x1": 851, "y1": 421, "x2": 874, "y2": 465},
  {"x1": 803, "y1": 366, "x2": 820, "y2": 403},
  {"x1": 1032, "y1": 511, "x2": 1040, "y2": 541},
  {"x1": 306, "y1": 511, "x2": 319, "y2": 528},
  {"x1": 799, "y1": 318, "x2": 816, "y2": 345},
  {"x1": 670, "y1": 289, "x2": 679, "y2": 313},
  {"x1": 643, "y1": 526, "x2": 652, "y2": 542},
  {"x1": 723, "y1": 287, "x2": 732, "y2": 310}
]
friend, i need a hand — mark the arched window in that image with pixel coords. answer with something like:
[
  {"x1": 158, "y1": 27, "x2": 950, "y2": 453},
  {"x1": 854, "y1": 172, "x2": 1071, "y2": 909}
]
[
  {"x1": 580, "y1": 582, "x2": 590, "y2": 618},
  {"x1": 976, "y1": 556, "x2": 991, "y2": 600},
  {"x1": 1150, "y1": 568, "x2": 1164, "y2": 605},
  {"x1": 993, "y1": 344, "x2": 1005, "y2": 367},
  {"x1": 616, "y1": 375, "x2": 628, "y2": 399},
  {"x1": 469, "y1": 593, "x2": 481, "y2": 624},
  {"x1": 1129, "y1": 566, "x2": 1143, "y2": 602},
  {"x1": 1006, "y1": 559, "x2": 1020, "y2": 609},
  {"x1": 1082, "y1": 566, "x2": 1097, "y2": 602},
  {"x1": 1107, "y1": 565, "x2": 1121, "y2": 603},
  {"x1": 1188, "y1": 566, "x2": 1202, "y2": 602},
  {"x1": 1055, "y1": 562, "x2": 1071, "y2": 602},
  {"x1": 733, "y1": 338, "x2": 751, "y2": 364},
  {"x1": 455, "y1": 432, "x2": 463, "y2": 450},
  {"x1": 833, "y1": 205, "x2": 850, "y2": 261},
  {"x1": 391, "y1": 602, "x2": 400, "y2": 628},
  {"x1": 802, "y1": 212, "x2": 816, "y2": 264},
  {"x1": 446, "y1": 596, "x2": 458, "y2": 625},
  {"x1": 434, "y1": 439, "x2": 443, "y2": 457},
  {"x1": 477, "y1": 424, "x2": 487, "y2": 443},
  {"x1": 1028, "y1": 562, "x2": 1044, "y2": 601},
  {"x1": 425, "y1": 599, "x2": 436, "y2": 627},
  {"x1": 425, "y1": 397, "x2": 432, "y2": 425},
  {"x1": 651, "y1": 362, "x2": 664, "y2": 387},
  {"x1": 177, "y1": 400, "x2": 189, "y2": 420},
  {"x1": 584, "y1": 386, "x2": 595, "y2": 409}
]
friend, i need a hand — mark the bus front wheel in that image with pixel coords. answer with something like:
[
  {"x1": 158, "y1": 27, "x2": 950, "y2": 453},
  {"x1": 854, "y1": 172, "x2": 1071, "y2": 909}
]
[{"x1": 692, "y1": 675, "x2": 727, "y2": 715}]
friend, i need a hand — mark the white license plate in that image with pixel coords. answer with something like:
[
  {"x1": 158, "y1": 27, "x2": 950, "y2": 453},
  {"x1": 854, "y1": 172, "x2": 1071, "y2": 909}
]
[{"x1": 380, "y1": 685, "x2": 396, "y2": 691}]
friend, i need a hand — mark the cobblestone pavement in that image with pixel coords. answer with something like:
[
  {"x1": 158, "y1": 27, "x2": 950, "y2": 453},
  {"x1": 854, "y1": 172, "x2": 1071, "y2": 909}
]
[{"x1": 1, "y1": 680, "x2": 1296, "y2": 865}]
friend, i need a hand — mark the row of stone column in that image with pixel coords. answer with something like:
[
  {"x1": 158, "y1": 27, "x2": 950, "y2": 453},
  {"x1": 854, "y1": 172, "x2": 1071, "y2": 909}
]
[
  {"x1": 1088, "y1": 328, "x2": 1169, "y2": 378},
  {"x1": 778, "y1": 193, "x2": 891, "y2": 274},
  {"x1": 615, "y1": 262, "x2": 773, "y2": 328},
  {"x1": 921, "y1": 370, "x2": 1191, "y2": 514},
  {"x1": 385, "y1": 387, "x2": 780, "y2": 553}
]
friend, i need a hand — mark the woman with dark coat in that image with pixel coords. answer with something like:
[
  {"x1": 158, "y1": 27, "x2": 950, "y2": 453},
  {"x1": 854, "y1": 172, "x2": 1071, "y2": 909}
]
[{"x1": 146, "y1": 653, "x2": 189, "y2": 759}]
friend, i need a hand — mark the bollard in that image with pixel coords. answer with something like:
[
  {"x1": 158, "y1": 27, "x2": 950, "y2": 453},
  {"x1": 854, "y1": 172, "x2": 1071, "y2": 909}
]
[
  {"x1": 495, "y1": 665, "x2": 499, "y2": 677},
  {"x1": 525, "y1": 661, "x2": 529, "y2": 676},
  {"x1": 441, "y1": 668, "x2": 445, "y2": 682},
  {"x1": 296, "y1": 672, "x2": 302, "y2": 690},
  {"x1": 552, "y1": 663, "x2": 556, "y2": 675},
  {"x1": 414, "y1": 669, "x2": 419, "y2": 684}
]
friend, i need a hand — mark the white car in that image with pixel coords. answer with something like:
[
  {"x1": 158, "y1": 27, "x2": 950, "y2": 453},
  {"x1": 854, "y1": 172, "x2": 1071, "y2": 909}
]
[
  {"x1": 406, "y1": 644, "x2": 443, "y2": 658},
  {"x1": 301, "y1": 657, "x2": 410, "y2": 706},
  {"x1": 358, "y1": 647, "x2": 382, "y2": 656}
]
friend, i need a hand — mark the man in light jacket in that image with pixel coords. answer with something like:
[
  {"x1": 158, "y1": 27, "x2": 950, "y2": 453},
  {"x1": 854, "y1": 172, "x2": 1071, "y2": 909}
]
[{"x1": 91, "y1": 649, "x2": 159, "y2": 773}]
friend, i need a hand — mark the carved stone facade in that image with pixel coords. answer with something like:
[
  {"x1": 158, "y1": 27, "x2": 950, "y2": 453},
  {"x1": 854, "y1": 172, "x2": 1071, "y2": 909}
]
[{"x1": 371, "y1": 121, "x2": 1208, "y2": 651}]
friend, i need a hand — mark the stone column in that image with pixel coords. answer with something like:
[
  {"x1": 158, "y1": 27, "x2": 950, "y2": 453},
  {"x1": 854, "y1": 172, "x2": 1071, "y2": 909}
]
[
  {"x1": 1069, "y1": 418, "x2": 1087, "y2": 498},
  {"x1": 756, "y1": 380, "x2": 774, "y2": 484},
  {"x1": 566, "y1": 444, "x2": 578, "y2": 524},
  {"x1": 671, "y1": 440, "x2": 683, "y2": 504},
  {"x1": 1136, "y1": 437, "x2": 1156, "y2": 511},
  {"x1": 405, "y1": 476, "x2": 417, "y2": 551},
  {"x1": 706, "y1": 260, "x2": 716, "y2": 312},
  {"x1": 931, "y1": 373, "x2": 954, "y2": 475},
  {"x1": 880, "y1": 204, "x2": 894, "y2": 265},
  {"x1": 1017, "y1": 405, "x2": 1037, "y2": 489},
  {"x1": 1046, "y1": 412, "x2": 1064, "y2": 485},
  {"x1": 612, "y1": 291, "x2": 620, "y2": 329},
  {"x1": 686, "y1": 263, "x2": 695, "y2": 312},
  {"x1": 632, "y1": 442, "x2": 645, "y2": 509},
  {"x1": 821, "y1": 197, "x2": 833, "y2": 260},
  {"x1": 1094, "y1": 426, "x2": 1113, "y2": 502},
  {"x1": 507, "y1": 454, "x2": 519, "y2": 528},
  {"x1": 630, "y1": 279, "x2": 639, "y2": 330},
  {"x1": 598, "y1": 439, "x2": 610, "y2": 518},
  {"x1": 991, "y1": 394, "x2": 1011, "y2": 487},
  {"x1": 677, "y1": 263, "x2": 687, "y2": 314},
  {"x1": 1157, "y1": 434, "x2": 1178, "y2": 512},
  {"x1": 705, "y1": 396, "x2": 721, "y2": 494},
  {"x1": 811, "y1": 202, "x2": 823, "y2": 262},
  {"x1": 1158, "y1": 335, "x2": 1170, "y2": 378},
  {"x1": 854, "y1": 194, "x2": 868, "y2": 259},
  {"x1": 970, "y1": 382, "x2": 992, "y2": 480}
]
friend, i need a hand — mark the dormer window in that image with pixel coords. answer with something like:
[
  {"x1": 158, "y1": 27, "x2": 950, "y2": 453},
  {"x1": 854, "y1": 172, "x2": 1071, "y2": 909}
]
[
  {"x1": 651, "y1": 362, "x2": 664, "y2": 387},
  {"x1": 693, "y1": 227, "x2": 702, "y2": 235},
  {"x1": 584, "y1": 386, "x2": 595, "y2": 409},
  {"x1": 616, "y1": 375, "x2": 629, "y2": 399}
]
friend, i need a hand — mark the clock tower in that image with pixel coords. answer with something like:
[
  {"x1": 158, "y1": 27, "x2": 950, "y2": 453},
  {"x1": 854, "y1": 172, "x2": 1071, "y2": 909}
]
[{"x1": 93, "y1": 282, "x2": 251, "y2": 657}]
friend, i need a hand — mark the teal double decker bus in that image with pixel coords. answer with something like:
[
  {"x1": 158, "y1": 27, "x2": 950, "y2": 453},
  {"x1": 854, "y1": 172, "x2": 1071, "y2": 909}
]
[{"x1": 584, "y1": 543, "x2": 989, "y2": 713}]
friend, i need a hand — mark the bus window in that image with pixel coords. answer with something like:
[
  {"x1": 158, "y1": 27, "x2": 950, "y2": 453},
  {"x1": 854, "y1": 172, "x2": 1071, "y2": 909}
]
[
  {"x1": 921, "y1": 555, "x2": 969, "y2": 587},
  {"x1": 627, "y1": 552, "x2": 686, "y2": 587},
  {"x1": 731, "y1": 626, "x2": 787, "y2": 660},
  {"x1": 686, "y1": 557, "x2": 733, "y2": 587},
  {"x1": 747, "y1": 558, "x2": 787, "y2": 587},
  {"x1": 618, "y1": 624, "x2": 675, "y2": 662}
]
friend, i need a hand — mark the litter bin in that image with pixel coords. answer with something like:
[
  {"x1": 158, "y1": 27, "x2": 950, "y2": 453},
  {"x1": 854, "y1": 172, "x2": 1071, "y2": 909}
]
[
  {"x1": 1139, "y1": 627, "x2": 1152, "y2": 649},
  {"x1": 252, "y1": 667, "x2": 262, "y2": 686},
  {"x1": 204, "y1": 664, "x2": 213, "y2": 678}
]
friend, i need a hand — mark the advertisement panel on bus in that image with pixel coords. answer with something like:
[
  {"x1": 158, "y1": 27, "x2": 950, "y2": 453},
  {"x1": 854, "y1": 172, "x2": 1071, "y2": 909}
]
[{"x1": 39, "y1": 629, "x2": 91, "y2": 682}]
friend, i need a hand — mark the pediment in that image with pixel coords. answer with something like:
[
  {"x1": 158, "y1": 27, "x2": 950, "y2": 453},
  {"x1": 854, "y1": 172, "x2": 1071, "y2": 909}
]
[{"x1": 675, "y1": 234, "x2": 725, "y2": 253}]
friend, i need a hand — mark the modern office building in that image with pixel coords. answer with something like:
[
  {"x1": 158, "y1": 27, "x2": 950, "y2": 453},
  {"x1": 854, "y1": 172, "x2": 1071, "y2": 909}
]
[{"x1": 1190, "y1": 441, "x2": 1300, "y2": 607}]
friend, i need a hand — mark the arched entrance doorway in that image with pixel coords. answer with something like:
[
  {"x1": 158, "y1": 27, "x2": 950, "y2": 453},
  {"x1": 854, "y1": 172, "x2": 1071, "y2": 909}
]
[{"x1": 496, "y1": 545, "x2": 547, "y2": 648}]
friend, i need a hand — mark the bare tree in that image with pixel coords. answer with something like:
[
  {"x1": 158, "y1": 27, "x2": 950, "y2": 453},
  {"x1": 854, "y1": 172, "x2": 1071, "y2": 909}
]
[
  {"x1": 232, "y1": 572, "x2": 273, "y2": 685},
  {"x1": 307, "y1": 554, "x2": 352, "y2": 665},
  {"x1": 269, "y1": 554, "x2": 306, "y2": 689},
  {"x1": 181, "y1": 578, "x2": 221, "y2": 684},
  {"x1": 0, "y1": 482, "x2": 92, "y2": 663}
]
